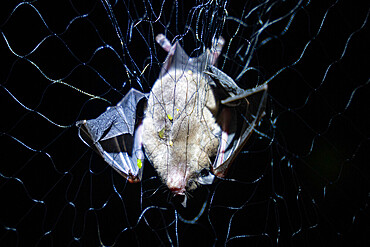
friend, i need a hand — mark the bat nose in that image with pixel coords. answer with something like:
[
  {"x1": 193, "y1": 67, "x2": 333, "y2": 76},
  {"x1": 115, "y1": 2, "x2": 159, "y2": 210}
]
[{"x1": 169, "y1": 187, "x2": 185, "y2": 195}]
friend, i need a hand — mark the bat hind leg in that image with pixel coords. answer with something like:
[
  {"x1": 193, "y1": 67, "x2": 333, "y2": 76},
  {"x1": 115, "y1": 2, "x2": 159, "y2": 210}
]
[
  {"x1": 156, "y1": 34, "x2": 172, "y2": 52},
  {"x1": 206, "y1": 65, "x2": 267, "y2": 105},
  {"x1": 210, "y1": 36, "x2": 225, "y2": 65}
]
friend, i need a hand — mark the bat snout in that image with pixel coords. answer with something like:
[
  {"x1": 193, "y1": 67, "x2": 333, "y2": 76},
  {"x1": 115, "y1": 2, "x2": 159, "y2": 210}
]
[
  {"x1": 167, "y1": 177, "x2": 186, "y2": 195},
  {"x1": 169, "y1": 186, "x2": 186, "y2": 195},
  {"x1": 166, "y1": 166, "x2": 188, "y2": 195}
]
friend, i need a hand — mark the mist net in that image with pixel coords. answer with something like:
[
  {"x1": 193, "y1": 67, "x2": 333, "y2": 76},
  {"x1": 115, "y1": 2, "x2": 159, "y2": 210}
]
[{"x1": 1, "y1": 0, "x2": 369, "y2": 246}]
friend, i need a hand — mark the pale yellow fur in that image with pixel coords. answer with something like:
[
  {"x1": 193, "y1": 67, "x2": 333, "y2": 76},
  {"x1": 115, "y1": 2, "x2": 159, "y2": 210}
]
[{"x1": 142, "y1": 68, "x2": 220, "y2": 191}]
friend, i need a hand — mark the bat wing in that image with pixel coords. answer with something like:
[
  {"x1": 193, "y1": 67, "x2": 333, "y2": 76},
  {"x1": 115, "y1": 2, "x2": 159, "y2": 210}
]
[
  {"x1": 76, "y1": 88, "x2": 147, "y2": 183},
  {"x1": 206, "y1": 65, "x2": 268, "y2": 177}
]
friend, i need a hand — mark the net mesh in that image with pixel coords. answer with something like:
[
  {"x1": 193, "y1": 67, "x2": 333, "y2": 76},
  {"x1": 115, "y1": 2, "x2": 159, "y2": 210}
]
[{"x1": 1, "y1": 0, "x2": 369, "y2": 246}]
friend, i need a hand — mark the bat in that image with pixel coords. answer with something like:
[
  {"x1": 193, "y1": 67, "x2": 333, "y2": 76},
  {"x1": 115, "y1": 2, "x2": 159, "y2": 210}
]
[{"x1": 77, "y1": 34, "x2": 267, "y2": 198}]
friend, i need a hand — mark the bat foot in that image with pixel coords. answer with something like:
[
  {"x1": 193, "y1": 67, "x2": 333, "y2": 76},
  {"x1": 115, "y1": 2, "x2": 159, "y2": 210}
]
[{"x1": 156, "y1": 34, "x2": 172, "y2": 52}]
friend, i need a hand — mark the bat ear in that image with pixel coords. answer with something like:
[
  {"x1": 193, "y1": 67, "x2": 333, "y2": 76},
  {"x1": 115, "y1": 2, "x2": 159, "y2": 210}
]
[{"x1": 77, "y1": 89, "x2": 147, "y2": 183}]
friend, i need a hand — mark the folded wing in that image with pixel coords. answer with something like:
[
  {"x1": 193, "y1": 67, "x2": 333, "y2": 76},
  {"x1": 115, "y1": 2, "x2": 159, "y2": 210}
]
[{"x1": 76, "y1": 88, "x2": 147, "y2": 182}]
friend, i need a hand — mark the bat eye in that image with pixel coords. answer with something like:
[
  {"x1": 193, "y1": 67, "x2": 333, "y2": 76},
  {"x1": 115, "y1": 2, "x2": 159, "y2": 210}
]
[
  {"x1": 200, "y1": 169, "x2": 210, "y2": 177},
  {"x1": 188, "y1": 180, "x2": 194, "y2": 187}
]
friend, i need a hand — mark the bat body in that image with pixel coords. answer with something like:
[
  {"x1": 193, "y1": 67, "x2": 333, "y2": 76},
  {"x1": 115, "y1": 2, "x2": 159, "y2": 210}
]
[
  {"x1": 142, "y1": 44, "x2": 221, "y2": 194},
  {"x1": 77, "y1": 34, "x2": 267, "y2": 197}
]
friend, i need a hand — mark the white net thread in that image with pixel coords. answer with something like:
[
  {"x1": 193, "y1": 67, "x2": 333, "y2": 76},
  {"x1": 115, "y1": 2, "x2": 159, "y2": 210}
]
[{"x1": 1, "y1": 0, "x2": 369, "y2": 246}]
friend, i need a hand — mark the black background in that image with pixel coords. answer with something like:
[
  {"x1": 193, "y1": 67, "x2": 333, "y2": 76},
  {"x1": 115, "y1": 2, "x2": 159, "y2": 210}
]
[{"x1": 1, "y1": 0, "x2": 369, "y2": 246}]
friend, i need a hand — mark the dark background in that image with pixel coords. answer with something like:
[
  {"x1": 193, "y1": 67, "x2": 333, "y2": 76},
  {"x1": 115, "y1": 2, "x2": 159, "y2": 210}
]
[{"x1": 1, "y1": 0, "x2": 369, "y2": 246}]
